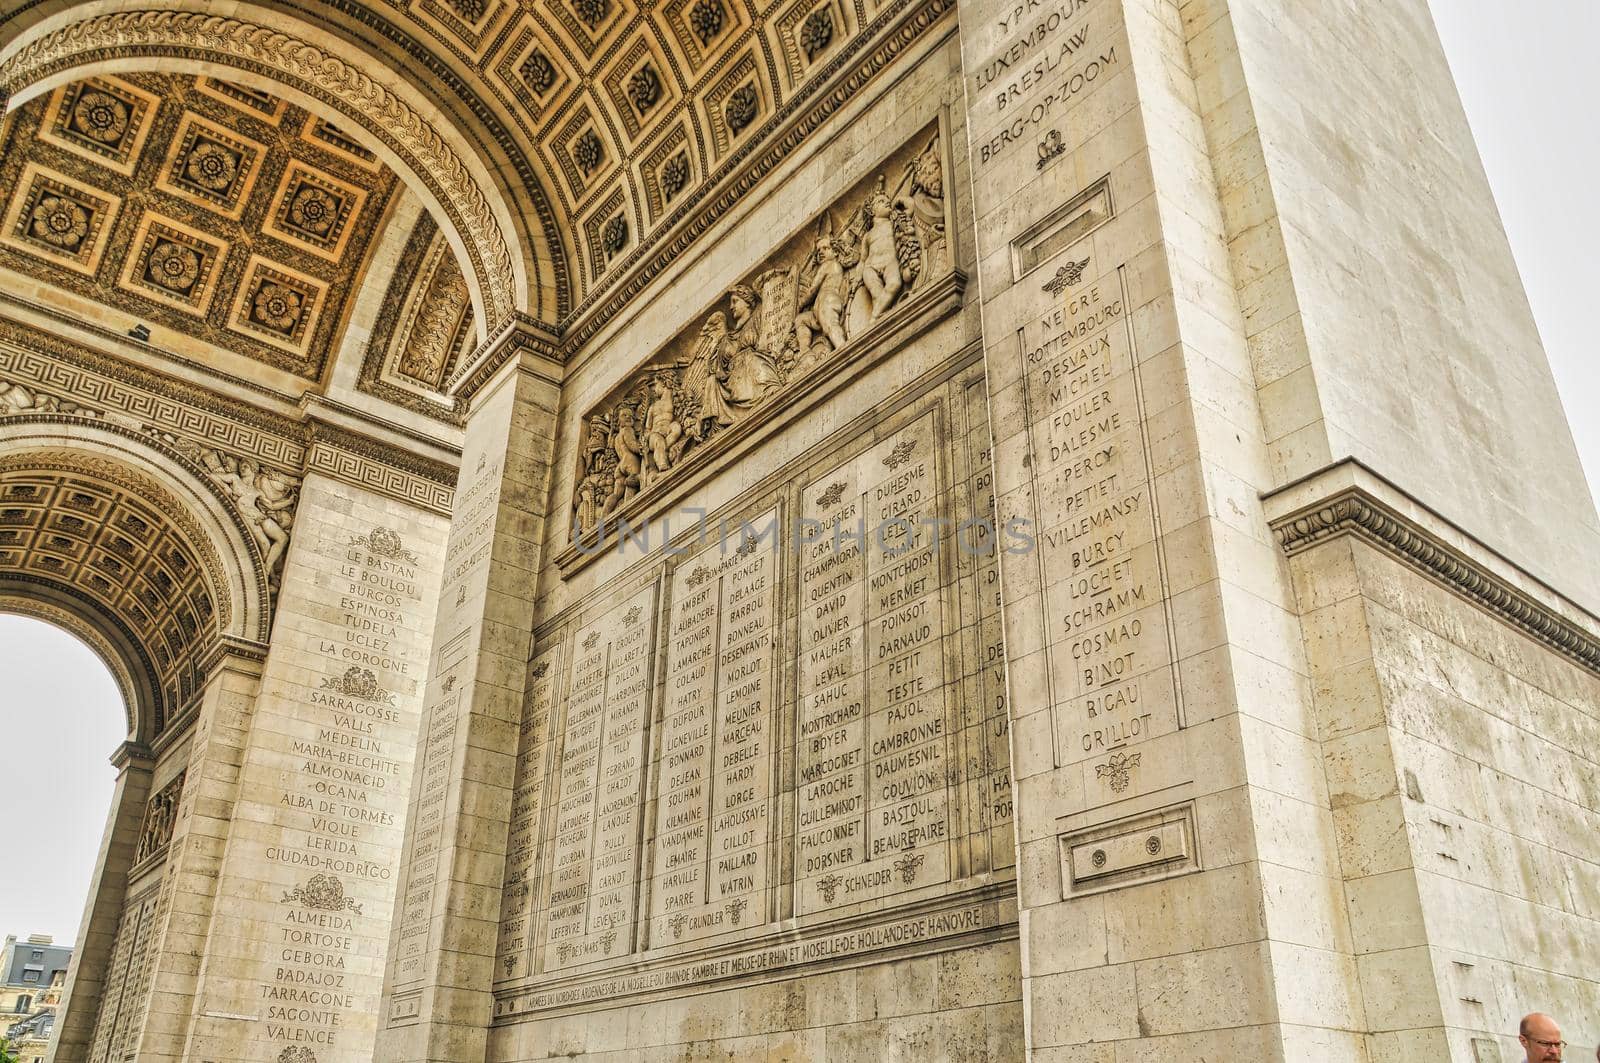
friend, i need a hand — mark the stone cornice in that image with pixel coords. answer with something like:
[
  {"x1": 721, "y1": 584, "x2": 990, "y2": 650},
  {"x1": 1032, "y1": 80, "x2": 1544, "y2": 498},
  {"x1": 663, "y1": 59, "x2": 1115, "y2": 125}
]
[
  {"x1": 445, "y1": 311, "x2": 563, "y2": 404},
  {"x1": 305, "y1": 421, "x2": 457, "y2": 516},
  {"x1": 0, "y1": 314, "x2": 458, "y2": 513},
  {"x1": 111, "y1": 741, "x2": 156, "y2": 772},
  {"x1": 1266, "y1": 461, "x2": 1600, "y2": 678}
]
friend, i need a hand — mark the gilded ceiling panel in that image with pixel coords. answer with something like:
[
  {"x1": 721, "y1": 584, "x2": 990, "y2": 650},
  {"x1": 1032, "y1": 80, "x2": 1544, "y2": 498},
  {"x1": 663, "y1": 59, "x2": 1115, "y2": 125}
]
[
  {"x1": 0, "y1": 73, "x2": 399, "y2": 380},
  {"x1": 347, "y1": 0, "x2": 883, "y2": 298}
]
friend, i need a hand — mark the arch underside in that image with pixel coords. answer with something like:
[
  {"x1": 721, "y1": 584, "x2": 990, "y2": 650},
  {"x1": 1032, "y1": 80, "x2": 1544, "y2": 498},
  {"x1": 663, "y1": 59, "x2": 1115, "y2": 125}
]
[
  {"x1": 0, "y1": 5, "x2": 564, "y2": 331},
  {"x1": 0, "y1": 420, "x2": 271, "y2": 740},
  {"x1": 0, "y1": 591, "x2": 142, "y2": 740}
]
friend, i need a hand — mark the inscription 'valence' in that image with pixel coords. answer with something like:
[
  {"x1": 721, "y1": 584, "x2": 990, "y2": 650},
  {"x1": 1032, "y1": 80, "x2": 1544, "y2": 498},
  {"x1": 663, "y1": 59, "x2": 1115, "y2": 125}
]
[{"x1": 571, "y1": 128, "x2": 951, "y2": 539}]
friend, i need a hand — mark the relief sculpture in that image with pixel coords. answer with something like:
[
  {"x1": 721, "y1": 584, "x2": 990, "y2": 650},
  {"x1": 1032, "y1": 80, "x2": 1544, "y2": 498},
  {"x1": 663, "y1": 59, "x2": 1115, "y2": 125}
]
[{"x1": 573, "y1": 130, "x2": 947, "y2": 538}]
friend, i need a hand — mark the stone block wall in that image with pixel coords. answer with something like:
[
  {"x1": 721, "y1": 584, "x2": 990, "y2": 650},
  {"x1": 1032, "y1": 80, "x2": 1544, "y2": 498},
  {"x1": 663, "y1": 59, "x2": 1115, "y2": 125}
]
[
  {"x1": 1185, "y1": 0, "x2": 1600, "y2": 608},
  {"x1": 487, "y1": 943, "x2": 1020, "y2": 1062},
  {"x1": 1296, "y1": 533, "x2": 1600, "y2": 1062}
]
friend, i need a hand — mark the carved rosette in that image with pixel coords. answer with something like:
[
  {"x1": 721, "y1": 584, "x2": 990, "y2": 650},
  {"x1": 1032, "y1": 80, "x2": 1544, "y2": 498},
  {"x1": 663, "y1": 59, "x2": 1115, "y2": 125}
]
[
  {"x1": 0, "y1": 9, "x2": 519, "y2": 325},
  {"x1": 572, "y1": 129, "x2": 949, "y2": 539}
]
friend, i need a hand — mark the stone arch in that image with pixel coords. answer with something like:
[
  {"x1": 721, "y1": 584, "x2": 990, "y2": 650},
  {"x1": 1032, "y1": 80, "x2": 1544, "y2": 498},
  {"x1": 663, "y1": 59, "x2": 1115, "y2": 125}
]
[
  {"x1": 0, "y1": 2, "x2": 562, "y2": 335},
  {"x1": 0, "y1": 417, "x2": 270, "y2": 741}
]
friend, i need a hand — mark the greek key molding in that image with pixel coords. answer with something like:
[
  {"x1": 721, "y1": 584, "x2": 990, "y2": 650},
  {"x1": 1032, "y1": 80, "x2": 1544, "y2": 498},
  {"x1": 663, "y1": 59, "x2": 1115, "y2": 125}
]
[
  {"x1": 1271, "y1": 485, "x2": 1600, "y2": 677},
  {"x1": 0, "y1": 324, "x2": 305, "y2": 470},
  {"x1": 306, "y1": 423, "x2": 455, "y2": 515},
  {"x1": 0, "y1": 8, "x2": 521, "y2": 327},
  {"x1": 0, "y1": 318, "x2": 456, "y2": 513}
]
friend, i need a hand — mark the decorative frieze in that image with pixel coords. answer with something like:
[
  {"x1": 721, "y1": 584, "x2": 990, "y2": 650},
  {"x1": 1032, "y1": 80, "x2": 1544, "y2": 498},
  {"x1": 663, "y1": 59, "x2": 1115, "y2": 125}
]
[
  {"x1": 132, "y1": 771, "x2": 185, "y2": 866},
  {"x1": 572, "y1": 127, "x2": 949, "y2": 540}
]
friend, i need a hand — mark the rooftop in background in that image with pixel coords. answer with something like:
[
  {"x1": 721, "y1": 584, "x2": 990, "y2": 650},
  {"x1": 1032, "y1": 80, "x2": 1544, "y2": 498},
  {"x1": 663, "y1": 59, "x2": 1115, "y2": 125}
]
[{"x1": 0, "y1": 934, "x2": 72, "y2": 990}]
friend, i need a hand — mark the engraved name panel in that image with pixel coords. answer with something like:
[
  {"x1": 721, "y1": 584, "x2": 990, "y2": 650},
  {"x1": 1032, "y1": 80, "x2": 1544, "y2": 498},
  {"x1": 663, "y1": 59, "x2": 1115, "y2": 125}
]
[
  {"x1": 796, "y1": 413, "x2": 954, "y2": 913},
  {"x1": 1026, "y1": 266, "x2": 1181, "y2": 790},
  {"x1": 494, "y1": 644, "x2": 562, "y2": 982},
  {"x1": 542, "y1": 585, "x2": 658, "y2": 970},
  {"x1": 498, "y1": 366, "x2": 1016, "y2": 1015},
  {"x1": 647, "y1": 506, "x2": 779, "y2": 946}
]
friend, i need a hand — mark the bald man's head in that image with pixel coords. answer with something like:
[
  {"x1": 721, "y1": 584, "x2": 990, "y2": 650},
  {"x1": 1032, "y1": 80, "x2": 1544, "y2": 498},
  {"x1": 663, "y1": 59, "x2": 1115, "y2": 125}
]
[{"x1": 1520, "y1": 1013, "x2": 1563, "y2": 1061}]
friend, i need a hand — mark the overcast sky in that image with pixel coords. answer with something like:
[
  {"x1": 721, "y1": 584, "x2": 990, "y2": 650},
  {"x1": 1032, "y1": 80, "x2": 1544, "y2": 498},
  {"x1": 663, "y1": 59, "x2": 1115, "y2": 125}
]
[{"x1": 0, "y1": 0, "x2": 1595, "y2": 947}]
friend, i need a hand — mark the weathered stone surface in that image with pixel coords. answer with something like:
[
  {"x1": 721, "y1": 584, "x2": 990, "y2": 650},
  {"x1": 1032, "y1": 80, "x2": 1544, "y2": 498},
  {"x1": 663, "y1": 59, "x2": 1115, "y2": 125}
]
[{"x1": 0, "y1": 1, "x2": 1594, "y2": 1061}]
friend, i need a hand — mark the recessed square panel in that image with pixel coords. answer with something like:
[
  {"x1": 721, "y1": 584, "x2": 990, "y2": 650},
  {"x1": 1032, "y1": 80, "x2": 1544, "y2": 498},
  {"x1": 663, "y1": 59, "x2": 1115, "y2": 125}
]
[
  {"x1": 702, "y1": 53, "x2": 764, "y2": 159},
  {"x1": 305, "y1": 118, "x2": 383, "y2": 171},
  {"x1": 37, "y1": 77, "x2": 159, "y2": 176},
  {"x1": 0, "y1": 164, "x2": 120, "y2": 274},
  {"x1": 119, "y1": 212, "x2": 226, "y2": 315},
  {"x1": 263, "y1": 164, "x2": 366, "y2": 260},
  {"x1": 157, "y1": 113, "x2": 264, "y2": 219},
  {"x1": 602, "y1": 34, "x2": 677, "y2": 144},
  {"x1": 195, "y1": 78, "x2": 286, "y2": 122},
  {"x1": 660, "y1": 0, "x2": 747, "y2": 73},
  {"x1": 229, "y1": 254, "x2": 324, "y2": 354}
]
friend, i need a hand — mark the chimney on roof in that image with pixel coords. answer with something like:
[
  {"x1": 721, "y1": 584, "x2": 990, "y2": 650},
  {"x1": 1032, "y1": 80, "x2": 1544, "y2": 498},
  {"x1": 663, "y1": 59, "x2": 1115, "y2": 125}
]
[{"x1": 26, "y1": 935, "x2": 52, "y2": 945}]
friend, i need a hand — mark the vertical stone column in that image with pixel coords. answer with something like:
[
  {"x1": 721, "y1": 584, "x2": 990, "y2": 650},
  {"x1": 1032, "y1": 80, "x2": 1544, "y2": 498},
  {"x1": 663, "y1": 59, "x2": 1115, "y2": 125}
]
[
  {"x1": 133, "y1": 642, "x2": 265, "y2": 1063},
  {"x1": 957, "y1": 0, "x2": 1358, "y2": 1056},
  {"x1": 47, "y1": 741, "x2": 152, "y2": 1063},
  {"x1": 379, "y1": 326, "x2": 562, "y2": 1063},
  {"x1": 152, "y1": 473, "x2": 449, "y2": 1063}
]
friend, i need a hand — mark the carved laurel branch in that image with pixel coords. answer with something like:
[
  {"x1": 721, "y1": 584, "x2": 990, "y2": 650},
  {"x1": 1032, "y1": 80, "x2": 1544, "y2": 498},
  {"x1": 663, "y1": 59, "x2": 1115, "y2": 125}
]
[
  {"x1": 0, "y1": 9, "x2": 516, "y2": 325},
  {"x1": 1273, "y1": 493, "x2": 1600, "y2": 676}
]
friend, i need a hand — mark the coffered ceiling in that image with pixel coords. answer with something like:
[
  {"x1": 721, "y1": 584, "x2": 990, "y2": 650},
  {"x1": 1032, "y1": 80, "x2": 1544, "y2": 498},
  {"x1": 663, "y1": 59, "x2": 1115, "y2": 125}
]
[
  {"x1": 0, "y1": 0, "x2": 946, "y2": 420},
  {"x1": 0, "y1": 72, "x2": 399, "y2": 382},
  {"x1": 0, "y1": 459, "x2": 224, "y2": 735},
  {"x1": 326, "y1": 0, "x2": 918, "y2": 315}
]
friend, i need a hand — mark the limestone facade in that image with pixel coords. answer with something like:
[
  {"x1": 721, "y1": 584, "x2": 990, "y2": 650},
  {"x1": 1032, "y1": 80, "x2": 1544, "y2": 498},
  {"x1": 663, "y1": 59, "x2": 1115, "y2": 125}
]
[{"x1": 0, "y1": 0, "x2": 1592, "y2": 1061}]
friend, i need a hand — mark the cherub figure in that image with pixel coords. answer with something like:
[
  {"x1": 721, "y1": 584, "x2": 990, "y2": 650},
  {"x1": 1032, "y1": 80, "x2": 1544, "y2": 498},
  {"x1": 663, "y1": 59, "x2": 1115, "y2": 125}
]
[
  {"x1": 252, "y1": 465, "x2": 297, "y2": 580},
  {"x1": 209, "y1": 453, "x2": 294, "y2": 585},
  {"x1": 795, "y1": 222, "x2": 849, "y2": 360},
  {"x1": 857, "y1": 179, "x2": 904, "y2": 322},
  {"x1": 603, "y1": 405, "x2": 643, "y2": 515},
  {"x1": 641, "y1": 378, "x2": 682, "y2": 489}
]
